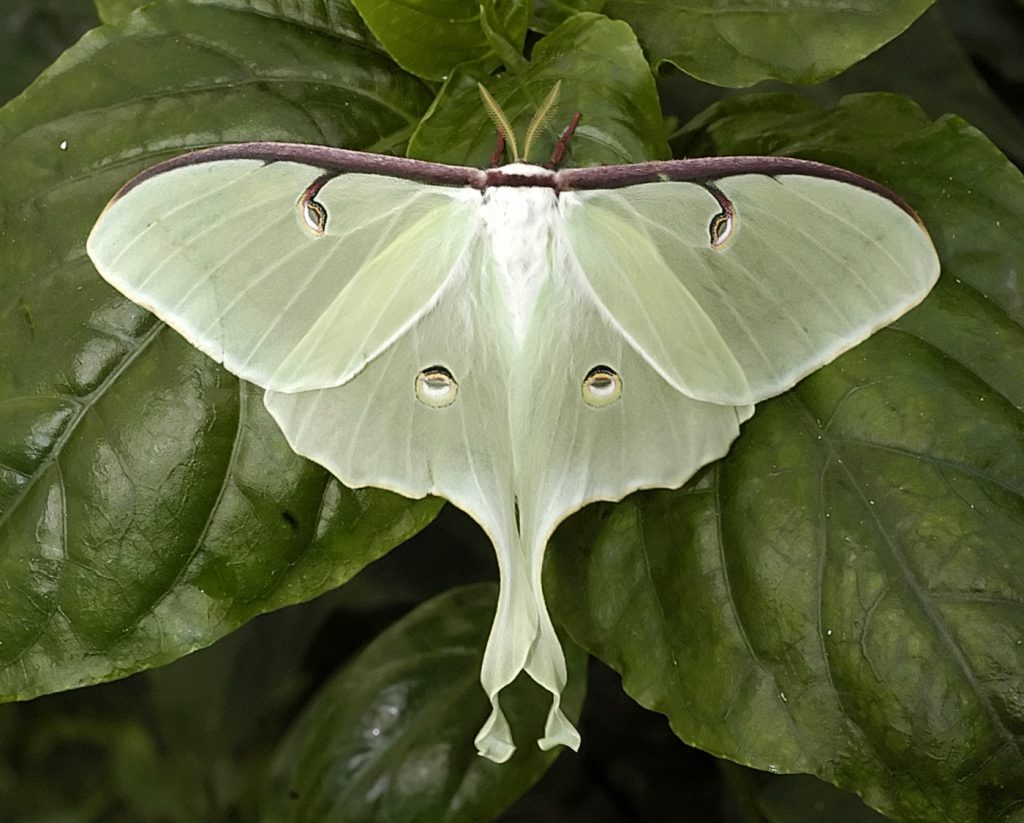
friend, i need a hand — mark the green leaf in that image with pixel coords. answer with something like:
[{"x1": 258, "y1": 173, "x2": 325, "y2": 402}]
[
  {"x1": 775, "y1": 6, "x2": 1024, "y2": 166},
  {"x1": 0, "y1": 0, "x2": 440, "y2": 701},
  {"x1": 409, "y1": 13, "x2": 668, "y2": 167},
  {"x1": 0, "y1": 588, "x2": 357, "y2": 821},
  {"x1": 530, "y1": 0, "x2": 605, "y2": 34},
  {"x1": 603, "y1": 0, "x2": 935, "y2": 86},
  {"x1": 752, "y1": 773, "x2": 894, "y2": 823},
  {"x1": 0, "y1": 0, "x2": 98, "y2": 104},
  {"x1": 350, "y1": 0, "x2": 529, "y2": 81},
  {"x1": 95, "y1": 0, "x2": 155, "y2": 23},
  {"x1": 261, "y1": 584, "x2": 588, "y2": 822},
  {"x1": 480, "y1": 0, "x2": 530, "y2": 73},
  {"x1": 547, "y1": 94, "x2": 1024, "y2": 823},
  {"x1": 95, "y1": 0, "x2": 380, "y2": 39}
]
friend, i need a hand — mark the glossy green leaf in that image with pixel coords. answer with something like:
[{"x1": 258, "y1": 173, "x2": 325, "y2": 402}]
[
  {"x1": 261, "y1": 584, "x2": 587, "y2": 822},
  {"x1": 409, "y1": 13, "x2": 668, "y2": 167},
  {"x1": 95, "y1": 0, "x2": 158, "y2": 23},
  {"x1": 480, "y1": 0, "x2": 530, "y2": 73},
  {"x1": 0, "y1": 0, "x2": 97, "y2": 104},
  {"x1": 530, "y1": 0, "x2": 605, "y2": 34},
  {"x1": 547, "y1": 94, "x2": 1024, "y2": 823},
  {"x1": 0, "y1": 587, "x2": 361, "y2": 821},
  {"x1": 349, "y1": 0, "x2": 528, "y2": 81},
  {"x1": 603, "y1": 0, "x2": 935, "y2": 86},
  {"x1": 0, "y1": 0, "x2": 440, "y2": 701},
  {"x1": 751, "y1": 773, "x2": 893, "y2": 823},
  {"x1": 773, "y1": 5, "x2": 1024, "y2": 166}
]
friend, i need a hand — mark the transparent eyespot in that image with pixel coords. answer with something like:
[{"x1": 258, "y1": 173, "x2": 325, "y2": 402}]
[
  {"x1": 415, "y1": 366, "x2": 458, "y2": 408},
  {"x1": 302, "y1": 198, "x2": 328, "y2": 234},
  {"x1": 299, "y1": 177, "x2": 331, "y2": 235},
  {"x1": 709, "y1": 210, "x2": 733, "y2": 247},
  {"x1": 581, "y1": 365, "x2": 622, "y2": 407}
]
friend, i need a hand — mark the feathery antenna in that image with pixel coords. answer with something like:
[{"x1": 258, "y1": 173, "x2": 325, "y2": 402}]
[
  {"x1": 478, "y1": 83, "x2": 520, "y2": 163},
  {"x1": 523, "y1": 81, "x2": 561, "y2": 164},
  {"x1": 478, "y1": 81, "x2": 574, "y2": 166}
]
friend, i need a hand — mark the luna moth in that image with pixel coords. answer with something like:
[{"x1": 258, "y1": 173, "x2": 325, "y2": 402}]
[{"x1": 86, "y1": 84, "x2": 940, "y2": 764}]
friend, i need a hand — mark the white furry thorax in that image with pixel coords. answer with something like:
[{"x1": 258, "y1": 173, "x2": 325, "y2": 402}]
[{"x1": 480, "y1": 165, "x2": 559, "y2": 345}]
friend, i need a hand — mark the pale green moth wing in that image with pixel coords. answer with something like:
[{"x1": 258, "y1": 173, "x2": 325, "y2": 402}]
[
  {"x1": 86, "y1": 142, "x2": 940, "y2": 765},
  {"x1": 86, "y1": 145, "x2": 485, "y2": 393},
  {"x1": 558, "y1": 162, "x2": 941, "y2": 406},
  {"x1": 262, "y1": 237, "x2": 536, "y2": 763},
  {"x1": 264, "y1": 229, "x2": 754, "y2": 762},
  {"x1": 503, "y1": 247, "x2": 756, "y2": 758}
]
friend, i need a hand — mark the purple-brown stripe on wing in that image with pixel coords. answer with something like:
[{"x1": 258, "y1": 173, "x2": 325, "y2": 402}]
[
  {"x1": 555, "y1": 156, "x2": 919, "y2": 218},
  {"x1": 112, "y1": 142, "x2": 488, "y2": 200}
]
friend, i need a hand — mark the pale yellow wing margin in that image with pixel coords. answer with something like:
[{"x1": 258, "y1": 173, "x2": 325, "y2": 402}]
[
  {"x1": 560, "y1": 174, "x2": 940, "y2": 406},
  {"x1": 87, "y1": 159, "x2": 481, "y2": 393}
]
